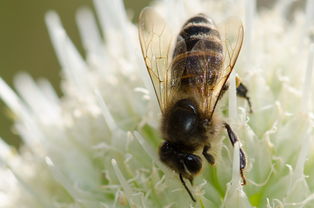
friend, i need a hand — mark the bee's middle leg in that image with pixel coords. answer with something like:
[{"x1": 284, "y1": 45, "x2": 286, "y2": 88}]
[{"x1": 202, "y1": 145, "x2": 215, "y2": 165}]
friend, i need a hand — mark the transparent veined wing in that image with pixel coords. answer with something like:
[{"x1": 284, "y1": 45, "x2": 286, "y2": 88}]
[
  {"x1": 138, "y1": 7, "x2": 175, "y2": 113},
  {"x1": 207, "y1": 17, "x2": 244, "y2": 118}
]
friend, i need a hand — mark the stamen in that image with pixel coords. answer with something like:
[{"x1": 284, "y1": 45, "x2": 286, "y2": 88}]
[
  {"x1": 301, "y1": 44, "x2": 314, "y2": 112},
  {"x1": 76, "y1": 8, "x2": 103, "y2": 56},
  {"x1": 94, "y1": 89, "x2": 118, "y2": 132},
  {"x1": 111, "y1": 159, "x2": 135, "y2": 206},
  {"x1": 244, "y1": 0, "x2": 256, "y2": 61}
]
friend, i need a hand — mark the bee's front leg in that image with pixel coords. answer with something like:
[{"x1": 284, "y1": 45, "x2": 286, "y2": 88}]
[{"x1": 224, "y1": 122, "x2": 247, "y2": 185}]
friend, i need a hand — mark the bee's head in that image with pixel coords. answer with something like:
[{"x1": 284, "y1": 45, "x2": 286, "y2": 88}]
[
  {"x1": 159, "y1": 141, "x2": 201, "y2": 202},
  {"x1": 159, "y1": 141, "x2": 202, "y2": 177}
]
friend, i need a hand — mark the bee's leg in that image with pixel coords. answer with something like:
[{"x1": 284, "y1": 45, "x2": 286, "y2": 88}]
[
  {"x1": 202, "y1": 145, "x2": 215, "y2": 165},
  {"x1": 236, "y1": 77, "x2": 252, "y2": 113},
  {"x1": 179, "y1": 174, "x2": 196, "y2": 202},
  {"x1": 224, "y1": 122, "x2": 247, "y2": 185}
]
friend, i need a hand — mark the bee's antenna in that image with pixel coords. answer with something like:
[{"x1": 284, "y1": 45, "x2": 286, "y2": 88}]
[{"x1": 179, "y1": 174, "x2": 196, "y2": 202}]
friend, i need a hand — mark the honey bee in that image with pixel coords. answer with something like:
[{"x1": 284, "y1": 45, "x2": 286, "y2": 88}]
[{"x1": 139, "y1": 8, "x2": 250, "y2": 202}]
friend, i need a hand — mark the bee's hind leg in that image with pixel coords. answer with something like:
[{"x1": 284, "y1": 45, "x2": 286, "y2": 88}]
[
  {"x1": 202, "y1": 145, "x2": 215, "y2": 165},
  {"x1": 222, "y1": 77, "x2": 253, "y2": 113},
  {"x1": 224, "y1": 122, "x2": 247, "y2": 185},
  {"x1": 235, "y1": 77, "x2": 252, "y2": 113}
]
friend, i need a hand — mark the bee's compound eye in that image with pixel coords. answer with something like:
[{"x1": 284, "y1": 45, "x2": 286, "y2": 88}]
[{"x1": 184, "y1": 154, "x2": 202, "y2": 174}]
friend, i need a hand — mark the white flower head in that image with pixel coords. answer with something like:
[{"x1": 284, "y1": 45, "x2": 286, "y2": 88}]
[{"x1": 0, "y1": 0, "x2": 314, "y2": 207}]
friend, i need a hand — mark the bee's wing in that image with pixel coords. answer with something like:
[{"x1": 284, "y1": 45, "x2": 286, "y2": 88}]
[
  {"x1": 211, "y1": 17, "x2": 244, "y2": 116},
  {"x1": 138, "y1": 8, "x2": 174, "y2": 113},
  {"x1": 219, "y1": 17, "x2": 244, "y2": 77},
  {"x1": 195, "y1": 17, "x2": 244, "y2": 117}
]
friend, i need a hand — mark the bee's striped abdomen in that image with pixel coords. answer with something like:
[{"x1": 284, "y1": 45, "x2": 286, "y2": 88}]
[{"x1": 172, "y1": 14, "x2": 224, "y2": 88}]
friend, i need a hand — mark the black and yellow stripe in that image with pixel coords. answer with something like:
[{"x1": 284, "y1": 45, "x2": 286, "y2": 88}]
[{"x1": 171, "y1": 14, "x2": 223, "y2": 88}]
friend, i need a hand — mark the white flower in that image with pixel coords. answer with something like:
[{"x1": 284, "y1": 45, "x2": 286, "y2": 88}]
[{"x1": 0, "y1": 0, "x2": 314, "y2": 207}]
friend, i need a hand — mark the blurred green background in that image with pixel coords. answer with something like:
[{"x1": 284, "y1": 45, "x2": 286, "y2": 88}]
[{"x1": 0, "y1": 0, "x2": 150, "y2": 147}]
